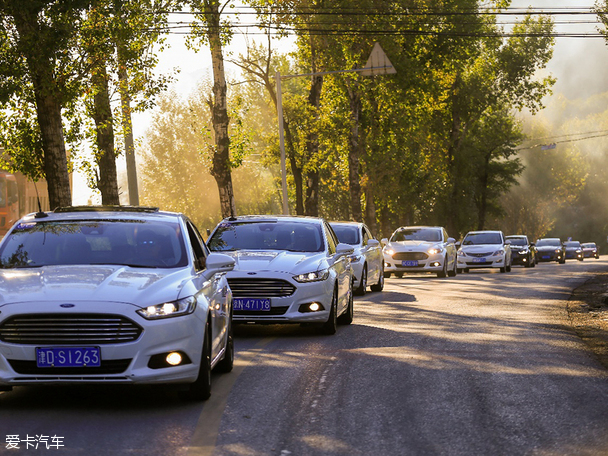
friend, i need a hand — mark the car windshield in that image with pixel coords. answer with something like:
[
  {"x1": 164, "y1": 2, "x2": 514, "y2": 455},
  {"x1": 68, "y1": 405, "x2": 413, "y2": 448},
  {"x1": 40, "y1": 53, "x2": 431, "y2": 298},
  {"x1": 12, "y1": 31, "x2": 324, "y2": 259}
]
[
  {"x1": 0, "y1": 220, "x2": 188, "y2": 269},
  {"x1": 331, "y1": 225, "x2": 360, "y2": 245},
  {"x1": 506, "y1": 237, "x2": 527, "y2": 246},
  {"x1": 564, "y1": 241, "x2": 580, "y2": 248},
  {"x1": 391, "y1": 228, "x2": 441, "y2": 242},
  {"x1": 208, "y1": 221, "x2": 325, "y2": 253},
  {"x1": 536, "y1": 239, "x2": 561, "y2": 247},
  {"x1": 462, "y1": 232, "x2": 503, "y2": 245},
  {"x1": 582, "y1": 243, "x2": 596, "y2": 248}
]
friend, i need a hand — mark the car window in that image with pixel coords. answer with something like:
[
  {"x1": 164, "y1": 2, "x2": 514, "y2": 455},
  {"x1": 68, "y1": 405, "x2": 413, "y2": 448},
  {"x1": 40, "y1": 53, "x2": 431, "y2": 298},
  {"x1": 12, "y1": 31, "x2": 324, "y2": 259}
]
[
  {"x1": 506, "y1": 237, "x2": 527, "y2": 246},
  {"x1": 0, "y1": 219, "x2": 188, "y2": 268},
  {"x1": 186, "y1": 220, "x2": 208, "y2": 271},
  {"x1": 391, "y1": 228, "x2": 442, "y2": 242},
  {"x1": 362, "y1": 227, "x2": 370, "y2": 246},
  {"x1": 331, "y1": 224, "x2": 360, "y2": 246},
  {"x1": 324, "y1": 223, "x2": 338, "y2": 255},
  {"x1": 462, "y1": 232, "x2": 503, "y2": 245},
  {"x1": 208, "y1": 220, "x2": 325, "y2": 253},
  {"x1": 564, "y1": 241, "x2": 580, "y2": 248},
  {"x1": 536, "y1": 239, "x2": 561, "y2": 247}
]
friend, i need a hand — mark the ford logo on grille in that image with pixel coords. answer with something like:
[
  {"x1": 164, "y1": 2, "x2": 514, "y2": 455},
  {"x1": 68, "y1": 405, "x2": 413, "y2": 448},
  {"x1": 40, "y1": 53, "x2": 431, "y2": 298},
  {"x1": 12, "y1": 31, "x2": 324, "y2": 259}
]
[{"x1": 60, "y1": 304, "x2": 75, "y2": 308}]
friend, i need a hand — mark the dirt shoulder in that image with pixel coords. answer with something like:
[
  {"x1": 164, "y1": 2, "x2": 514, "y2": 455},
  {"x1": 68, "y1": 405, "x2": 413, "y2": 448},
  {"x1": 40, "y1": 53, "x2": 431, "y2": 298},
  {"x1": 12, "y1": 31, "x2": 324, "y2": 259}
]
[{"x1": 567, "y1": 270, "x2": 608, "y2": 370}]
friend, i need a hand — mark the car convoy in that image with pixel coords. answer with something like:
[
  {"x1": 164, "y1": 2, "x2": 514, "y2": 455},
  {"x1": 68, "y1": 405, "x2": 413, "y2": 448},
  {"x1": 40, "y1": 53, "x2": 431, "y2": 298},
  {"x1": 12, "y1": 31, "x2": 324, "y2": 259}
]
[{"x1": 0, "y1": 205, "x2": 601, "y2": 400}]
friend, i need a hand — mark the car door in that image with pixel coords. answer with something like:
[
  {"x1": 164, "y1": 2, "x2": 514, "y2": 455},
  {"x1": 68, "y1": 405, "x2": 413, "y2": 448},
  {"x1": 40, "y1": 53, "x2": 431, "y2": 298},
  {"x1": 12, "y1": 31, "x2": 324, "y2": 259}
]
[
  {"x1": 324, "y1": 222, "x2": 350, "y2": 314},
  {"x1": 363, "y1": 225, "x2": 382, "y2": 284},
  {"x1": 185, "y1": 220, "x2": 228, "y2": 361}
]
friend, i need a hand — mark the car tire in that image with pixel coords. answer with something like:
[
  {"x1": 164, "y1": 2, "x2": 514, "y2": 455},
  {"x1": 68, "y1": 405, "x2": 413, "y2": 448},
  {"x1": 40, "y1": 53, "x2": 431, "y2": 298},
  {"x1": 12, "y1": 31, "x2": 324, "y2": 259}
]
[
  {"x1": 579, "y1": 257, "x2": 584, "y2": 262},
  {"x1": 464, "y1": 268, "x2": 470, "y2": 273},
  {"x1": 457, "y1": 268, "x2": 463, "y2": 274},
  {"x1": 559, "y1": 258, "x2": 565, "y2": 264},
  {"x1": 395, "y1": 272, "x2": 403, "y2": 278},
  {"x1": 370, "y1": 268, "x2": 384, "y2": 292},
  {"x1": 215, "y1": 310, "x2": 234, "y2": 373},
  {"x1": 355, "y1": 266, "x2": 367, "y2": 296},
  {"x1": 320, "y1": 288, "x2": 338, "y2": 335},
  {"x1": 383, "y1": 272, "x2": 391, "y2": 279},
  {"x1": 337, "y1": 289, "x2": 354, "y2": 325},
  {"x1": 437, "y1": 259, "x2": 447, "y2": 278},
  {"x1": 448, "y1": 258, "x2": 457, "y2": 277},
  {"x1": 180, "y1": 320, "x2": 212, "y2": 401},
  {"x1": 500, "y1": 266, "x2": 506, "y2": 273}
]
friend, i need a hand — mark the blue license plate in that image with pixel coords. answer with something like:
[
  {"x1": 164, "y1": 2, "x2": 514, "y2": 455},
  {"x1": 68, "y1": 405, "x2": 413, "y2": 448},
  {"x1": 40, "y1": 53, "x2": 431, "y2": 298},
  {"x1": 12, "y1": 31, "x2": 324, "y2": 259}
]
[
  {"x1": 402, "y1": 260, "x2": 418, "y2": 267},
  {"x1": 542, "y1": 255, "x2": 550, "y2": 259},
  {"x1": 36, "y1": 347, "x2": 101, "y2": 368},
  {"x1": 234, "y1": 298, "x2": 271, "y2": 311},
  {"x1": 472, "y1": 258, "x2": 486, "y2": 263}
]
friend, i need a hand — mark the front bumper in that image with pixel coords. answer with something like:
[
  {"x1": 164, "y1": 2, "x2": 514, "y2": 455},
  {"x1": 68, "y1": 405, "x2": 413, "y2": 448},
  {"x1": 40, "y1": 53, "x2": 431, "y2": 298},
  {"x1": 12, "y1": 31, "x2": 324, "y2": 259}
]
[
  {"x1": 0, "y1": 306, "x2": 206, "y2": 386},
  {"x1": 383, "y1": 252, "x2": 445, "y2": 274},
  {"x1": 229, "y1": 272, "x2": 334, "y2": 324},
  {"x1": 457, "y1": 254, "x2": 505, "y2": 269},
  {"x1": 537, "y1": 250, "x2": 563, "y2": 262}
]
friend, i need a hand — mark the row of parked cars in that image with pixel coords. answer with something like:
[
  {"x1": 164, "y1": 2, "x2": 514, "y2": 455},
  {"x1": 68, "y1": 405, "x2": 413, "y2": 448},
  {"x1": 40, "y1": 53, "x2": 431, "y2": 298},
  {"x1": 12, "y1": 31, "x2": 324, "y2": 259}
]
[{"x1": 0, "y1": 206, "x2": 601, "y2": 400}]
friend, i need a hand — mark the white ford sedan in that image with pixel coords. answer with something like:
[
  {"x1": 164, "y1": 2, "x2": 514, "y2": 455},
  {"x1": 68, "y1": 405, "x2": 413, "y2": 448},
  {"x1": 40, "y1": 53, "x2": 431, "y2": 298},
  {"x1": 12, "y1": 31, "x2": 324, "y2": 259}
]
[
  {"x1": 330, "y1": 221, "x2": 384, "y2": 295},
  {"x1": 0, "y1": 206, "x2": 235, "y2": 400},
  {"x1": 457, "y1": 230, "x2": 512, "y2": 273},
  {"x1": 207, "y1": 216, "x2": 354, "y2": 334},
  {"x1": 382, "y1": 226, "x2": 458, "y2": 278}
]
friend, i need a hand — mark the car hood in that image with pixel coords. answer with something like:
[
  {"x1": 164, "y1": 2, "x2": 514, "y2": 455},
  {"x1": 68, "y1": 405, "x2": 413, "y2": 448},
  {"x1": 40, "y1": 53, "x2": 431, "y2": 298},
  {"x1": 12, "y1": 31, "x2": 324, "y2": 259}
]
[
  {"x1": 0, "y1": 265, "x2": 191, "y2": 308},
  {"x1": 221, "y1": 250, "x2": 325, "y2": 274},
  {"x1": 459, "y1": 244, "x2": 503, "y2": 253},
  {"x1": 387, "y1": 240, "x2": 440, "y2": 251},
  {"x1": 536, "y1": 245, "x2": 561, "y2": 251}
]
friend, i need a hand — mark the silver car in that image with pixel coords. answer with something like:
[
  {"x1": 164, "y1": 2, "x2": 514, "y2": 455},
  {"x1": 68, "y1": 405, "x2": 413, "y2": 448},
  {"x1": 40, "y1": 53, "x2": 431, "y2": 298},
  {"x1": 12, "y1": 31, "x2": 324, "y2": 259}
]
[
  {"x1": 382, "y1": 226, "x2": 458, "y2": 278},
  {"x1": 207, "y1": 215, "x2": 354, "y2": 334},
  {"x1": 330, "y1": 222, "x2": 384, "y2": 295}
]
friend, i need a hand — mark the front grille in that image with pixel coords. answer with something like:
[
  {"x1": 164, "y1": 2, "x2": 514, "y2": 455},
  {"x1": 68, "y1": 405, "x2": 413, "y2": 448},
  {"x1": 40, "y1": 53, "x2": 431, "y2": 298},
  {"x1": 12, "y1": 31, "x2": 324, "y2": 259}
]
[
  {"x1": 0, "y1": 314, "x2": 143, "y2": 345},
  {"x1": 466, "y1": 252, "x2": 493, "y2": 258},
  {"x1": 466, "y1": 261, "x2": 493, "y2": 266},
  {"x1": 234, "y1": 306, "x2": 289, "y2": 316},
  {"x1": 8, "y1": 358, "x2": 132, "y2": 375},
  {"x1": 392, "y1": 252, "x2": 428, "y2": 261},
  {"x1": 228, "y1": 278, "x2": 296, "y2": 298}
]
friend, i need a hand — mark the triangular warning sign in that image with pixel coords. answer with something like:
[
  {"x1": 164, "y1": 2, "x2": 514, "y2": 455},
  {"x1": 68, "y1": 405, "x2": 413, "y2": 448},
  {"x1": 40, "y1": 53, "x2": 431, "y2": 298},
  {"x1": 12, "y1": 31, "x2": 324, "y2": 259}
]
[{"x1": 361, "y1": 42, "x2": 397, "y2": 76}]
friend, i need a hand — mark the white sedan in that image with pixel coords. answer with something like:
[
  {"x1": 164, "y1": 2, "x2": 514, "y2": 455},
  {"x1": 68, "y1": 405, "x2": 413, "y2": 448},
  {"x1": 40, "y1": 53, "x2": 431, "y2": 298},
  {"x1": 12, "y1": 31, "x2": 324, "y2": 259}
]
[
  {"x1": 330, "y1": 221, "x2": 384, "y2": 295},
  {"x1": 207, "y1": 216, "x2": 354, "y2": 334},
  {"x1": 457, "y1": 230, "x2": 512, "y2": 273},
  {"x1": 381, "y1": 226, "x2": 458, "y2": 278},
  {"x1": 0, "y1": 206, "x2": 235, "y2": 401}
]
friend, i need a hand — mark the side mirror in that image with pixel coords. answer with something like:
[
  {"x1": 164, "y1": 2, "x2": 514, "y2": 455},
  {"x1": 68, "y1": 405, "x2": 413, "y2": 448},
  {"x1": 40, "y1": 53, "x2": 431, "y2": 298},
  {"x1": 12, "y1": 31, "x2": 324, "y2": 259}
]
[
  {"x1": 447, "y1": 237, "x2": 455, "y2": 244},
  {"x1": 455, "y1": 241, "x2": 461, "y2": 248},
  {"x1": 203, "y1": 253, "x2": 235, "y2": 279},
  {"x1": 336, "y1": 242, "x2": 355, "y2": 256},
  {"x1": 206, "y1": 228, "x2": 211, "y2": 236},
  {"x1": 367, "y1": 239, "x2": 380, "y2": 248},
  {"x1": 505, "y1": 240, "x2": 511, "y2": 245},
  {"x1": 381, "y1": 238, "x2": 388, "y2": 246}
]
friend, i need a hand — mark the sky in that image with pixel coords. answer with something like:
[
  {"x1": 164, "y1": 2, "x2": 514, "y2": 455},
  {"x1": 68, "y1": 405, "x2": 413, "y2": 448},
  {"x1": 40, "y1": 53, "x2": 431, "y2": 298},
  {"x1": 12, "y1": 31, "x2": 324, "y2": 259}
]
[{"x1": 72, "y1": 1, "x2": 608, "y2": 205}]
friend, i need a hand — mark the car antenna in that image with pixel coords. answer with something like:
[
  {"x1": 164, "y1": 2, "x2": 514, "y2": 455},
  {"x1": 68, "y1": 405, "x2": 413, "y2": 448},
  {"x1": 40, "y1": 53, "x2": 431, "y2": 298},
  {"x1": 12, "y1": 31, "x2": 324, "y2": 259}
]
[{"x1": 33, "y1": 181, "x2": 48, "y2": 219}]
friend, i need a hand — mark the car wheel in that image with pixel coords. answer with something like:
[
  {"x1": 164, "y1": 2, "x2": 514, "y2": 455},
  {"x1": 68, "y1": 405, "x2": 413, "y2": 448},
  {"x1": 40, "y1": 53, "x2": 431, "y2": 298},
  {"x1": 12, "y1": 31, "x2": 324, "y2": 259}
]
[
  {"x1": 320, "y1": 288, "x2": 338, "y2": 335},
  {"x1": 337, "y1": 288, "x2": 354, "y2": 325},
  {"x1": 355, "y1": 266, "x2": 367, "y2": 296},
  {"x1": 180, "y1": 320, "x2": 212, "y2": 401},
  {"x1": 395, "y1": 272, "x2": 403, "y2": 278},
  {"x1": 464, "y1": 268, "x2": 470, "y2": 273},
  {"x1": 437, "y1": 259, "x2": 447, "y2": 278},
  {"x1": 579, "y1": 257, "x2": 584, "y2": 262},
  {"x1": 559, "y1": 258, "x2": 565, "y2": 264},
  {"x1": 370, "y1": 267, "x2": 384, "y2": 292},
  {"x1": 448, "y1": 258, "x2": 457, "y2": 277},
  {"x1": 215, "y1": 310, "x2": 234, "y2": 373},
  {"x1": 383, "y1": 271, "x2": 391, "y2": 279},
  {"x1": 596, "y1": 254, "x2": 600, "y2": 259},
  {"x1": 500, "y1": 266, "x2": 506, "y2": 273},
  {"x1": 457, "y1": 268, "x2": 463, "y2": 274}
]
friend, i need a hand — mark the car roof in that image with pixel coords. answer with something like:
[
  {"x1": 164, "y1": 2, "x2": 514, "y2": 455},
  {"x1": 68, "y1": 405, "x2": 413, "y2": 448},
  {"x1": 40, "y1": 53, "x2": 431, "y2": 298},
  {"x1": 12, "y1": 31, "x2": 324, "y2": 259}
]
[
  {"x1": 20, "y1": 206, "x2": 183, "y2": 224},
  {"x1": 505, "y1": 235, "x2": 527, "y2": 238},
  {"x1": 219, "y1": 214, "x2": 324, "y2": 224},
  {"x1": 394, "y1": 226, "x2": 443, "y2": 230},
  {"x1": 465, "y1": 230, "x2": 502, "y2": 235}
]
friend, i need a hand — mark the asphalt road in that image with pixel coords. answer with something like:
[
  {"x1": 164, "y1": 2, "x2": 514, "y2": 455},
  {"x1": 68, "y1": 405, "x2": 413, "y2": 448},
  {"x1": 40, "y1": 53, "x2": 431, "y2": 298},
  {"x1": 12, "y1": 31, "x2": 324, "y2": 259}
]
[{"x1": 2, "y1": 259, "x2": 608, "y2": 456}]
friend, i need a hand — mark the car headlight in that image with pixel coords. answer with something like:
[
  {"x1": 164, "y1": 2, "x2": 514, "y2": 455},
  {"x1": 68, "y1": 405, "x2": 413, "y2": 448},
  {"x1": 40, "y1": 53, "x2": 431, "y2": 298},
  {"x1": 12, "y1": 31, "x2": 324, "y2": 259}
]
[
  {"x1": 428, "y1": 247, "x2": 443, "y2": 255},
  {"x1": 348, "y1": 254, "x2": 362, "y2": 262},
  {"x1": 492, "y1": 249, "x2": 505, "y2": 256},
  {"x1": 384, "y1": 248, "x2": 395, "y2": 256},
  {"x1": 294, "y1": 268, "x2": 330, "y2": 283},
  {"x1": 555, "y1": 249, "x2": 561, "y2": 253},
  {"x1": 137, "y1": 296, "x2": 197, "y2": 320},
  {"x1": 457, "y1": 250, "x2": 466, "y2": 256}
]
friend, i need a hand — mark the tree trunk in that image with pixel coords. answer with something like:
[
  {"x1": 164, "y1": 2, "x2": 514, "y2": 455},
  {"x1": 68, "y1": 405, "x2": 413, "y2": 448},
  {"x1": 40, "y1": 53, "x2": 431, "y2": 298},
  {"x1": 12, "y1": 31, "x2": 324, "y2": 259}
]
[
  {"x1": 304, "y1": 75, "x2": 323, "y2": 217},
  {"x1": 92, "y1": 63, "x2": 120, "y2": 205},
  {"x1": 364, "y1": 185, "x2": 378, "y2": 236},
  {"x1": 117, "y1": 46, "x2": 139, "y2": 206},
  {"x1": 12, "y1": 8, "x2": 72, "y2": 210},
  {"x1": 346, "y1": 81, "x2": 363, "y2": 222},
  {"x1": 477, "y1": 152, "x2": 492, "y2": 231},
  {"x1": 205, "y1": 0, "x2": 236, "y2": 218}
]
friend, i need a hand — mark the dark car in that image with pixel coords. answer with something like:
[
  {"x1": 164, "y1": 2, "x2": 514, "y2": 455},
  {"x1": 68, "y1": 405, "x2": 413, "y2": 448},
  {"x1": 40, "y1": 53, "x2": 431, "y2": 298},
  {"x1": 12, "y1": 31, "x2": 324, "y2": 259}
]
[
  {"x1": 564, "y1": 241, "x2": 584, "y2": 261},
  {"x1": 505, "y1": 235, "x2": 537, "y2": 268},
  {"x1": 582, "y1": 242, "x2": 600, "y2": 259},
  {"x1": 535, "y1": 238, "x2": 566, "y2": 264}
]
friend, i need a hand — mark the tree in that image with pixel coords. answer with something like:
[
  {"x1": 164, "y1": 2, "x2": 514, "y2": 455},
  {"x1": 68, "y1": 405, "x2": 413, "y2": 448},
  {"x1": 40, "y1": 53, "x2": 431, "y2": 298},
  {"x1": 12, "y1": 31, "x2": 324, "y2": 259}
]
[{"x1": 0, "y1": 0, "x2": 94, "y2": 209}]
